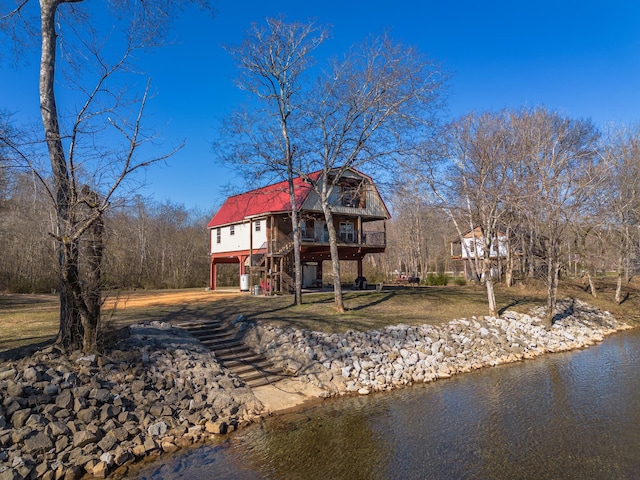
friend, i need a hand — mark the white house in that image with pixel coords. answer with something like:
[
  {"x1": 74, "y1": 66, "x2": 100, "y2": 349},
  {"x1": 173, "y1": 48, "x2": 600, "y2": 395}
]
[{"x1": 452, "y1": 226, "x2": 508, "y2": 260}]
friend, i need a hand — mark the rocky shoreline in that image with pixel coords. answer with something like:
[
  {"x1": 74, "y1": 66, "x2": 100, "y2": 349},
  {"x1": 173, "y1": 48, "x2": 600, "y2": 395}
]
[
  {"x1": 0, "y1": 299, "x2": 633, "y2": 479},
  {"x1": 0, "y1": 323, "x2": 264, "y2": 479},
  {"x1": 243, "y1": 299, "x2": 632, "y2": 396}
]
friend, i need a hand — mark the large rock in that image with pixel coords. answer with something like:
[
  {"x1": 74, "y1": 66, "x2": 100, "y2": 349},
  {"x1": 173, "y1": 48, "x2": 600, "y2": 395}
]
[
  {"x1": 89, "y1": 388, "x2": 111, "y2": 403},
  {"x1": 46, "y1": 421, "x2": 70, "y2": 437},
  {"x1": 147, "y1": 421, "x2": 168, "y2": 437},
  {"x1": 10, "y1": 409, "x2": 31, "y2": 428},
  {"x1": 22, "y1": 366, "x2": 42, "y2": 383},
  {"x1": 0, "y1": 368, "x2": 16, "y2": 381},
  {"x1": 23, "y1": 431, "x2": 53, "y2": 454},
  {"x1": 55, "y1": 389, "x2": 74, "y2": 410},
  {"x1": 91, "y1": 461, "x2": 109, "y2": 478},
  {"x1": 204, "y1": 420, "x2": 227, "y2": 434},
  {"x1": 72, "y1": 430, "x2": 98, "y2": 448},
  {"x1": 76, "y1": 407, "x2": 97, "y2": 424},
  {"x1": 5, "y1": 381, "x2": 24, "y2": 398}
]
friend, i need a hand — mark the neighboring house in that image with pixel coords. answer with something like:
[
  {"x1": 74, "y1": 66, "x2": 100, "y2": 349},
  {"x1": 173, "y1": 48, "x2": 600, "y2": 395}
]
[
  {"x1": 450, "y1": 226, "x2": 508, "y2": 260},
  {"x1": 450, "y1": 226, "x2": 508, "y2": 279},
  {"x1": 207, "y1": 168, "x2": 390, "y2": 292}
]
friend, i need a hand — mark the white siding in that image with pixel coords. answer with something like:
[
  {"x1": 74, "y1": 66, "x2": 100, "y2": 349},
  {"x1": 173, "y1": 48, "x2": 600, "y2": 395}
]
[
  {"x1": 461, "y1": 235, "x2": 508, "y2": 259},
  {"x1": 210, "y1": 219, "x2": 267, "y2": 254}
]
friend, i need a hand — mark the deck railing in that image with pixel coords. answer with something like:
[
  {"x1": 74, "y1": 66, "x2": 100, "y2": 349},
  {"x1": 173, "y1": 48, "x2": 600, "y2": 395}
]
[
  {"x1": 272, "y1": 229, "x2": 386, "y2": 252},
  {"x1": 362, "y1": 231, "x2": 386, "y2": 247}
]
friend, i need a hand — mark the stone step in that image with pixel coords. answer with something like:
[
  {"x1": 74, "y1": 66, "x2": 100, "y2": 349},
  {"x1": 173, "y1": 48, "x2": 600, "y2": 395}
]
[
  {"x1": 211, "y1": 343, "x2": 252, "y2": 357},
  {"x1": 221, "y1": 355, "x2": 271, "y2": 369},
  {"x1": 196, "y1": 335, "x2": 243, "y2": 351},
  {"x1": 184, "y1": 326, "x2": 227, "y2": 336},
  {"x1": 178, "y1": 320, "x2": 286, "y2": 389},
  {"x1": 223, "y1": 360, "x2": 278, "y2": 376},
  {"x1": 243, "y1": 375, "x2": 285, "y2": 388},
  {"x1": 175, "y1": 321, "x2": 224, "y2": 330}
]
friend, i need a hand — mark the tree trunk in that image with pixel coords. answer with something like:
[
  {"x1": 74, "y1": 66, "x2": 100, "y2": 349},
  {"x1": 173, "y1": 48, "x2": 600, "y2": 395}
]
[
  {"x1": 527, "y1": 231, "x2": 536, "y2": 278},
  {"x1": 615, "y1": 252, "x2": 624, "y2": 304},
  {"x1": 57, "y1": 245, "x2": 83, "y2": 350},
  {"x1": 322, "y1": 204, "x2": 344, "y2": 313},
  {"x1": 40, "y1": 0, "x2": 84, "y2": 350},
  {"x1": 482, "y1": 244, "x2": 497, "y2": 316},
  {"x1": 288, "y1": 175, "x2": 303, "y2": 305},
  {"x1": 504, "y1": 227, "x2": 514, "y2": 287},
  {"x1": 484, "y1": 269, "x2": 497, "y2": 317},
  {"x1": 587, "y1": 271, "x2": 597, "y2": 298},
  {"x1": 82, "y1": 203, "x2": 104, "y2": 352},
  {"x1": 545, "y1": 256, "x2": 559, "y2": 328}
]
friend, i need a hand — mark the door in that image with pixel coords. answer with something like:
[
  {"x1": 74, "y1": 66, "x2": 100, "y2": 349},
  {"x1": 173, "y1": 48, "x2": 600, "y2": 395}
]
[{"x1": 302, "y1": 264, "x2": 318, "y2": 288}]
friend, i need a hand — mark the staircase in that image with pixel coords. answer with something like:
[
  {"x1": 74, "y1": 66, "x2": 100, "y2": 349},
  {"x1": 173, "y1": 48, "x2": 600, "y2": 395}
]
[
  {"x1": 176, "y1": 320, "x2": 287, "y2": 388},
  {"x1": 273, "y1": 240, "x2": 294, "y2": 256},
  {"x1": 280, "y1": 271, "x2": 295, "y2": 294}
]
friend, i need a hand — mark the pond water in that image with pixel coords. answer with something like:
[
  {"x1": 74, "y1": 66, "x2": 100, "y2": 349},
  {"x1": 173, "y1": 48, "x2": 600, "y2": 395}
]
[{"x1": 131, "y1": 328, "x2": 640, "y2": 480}]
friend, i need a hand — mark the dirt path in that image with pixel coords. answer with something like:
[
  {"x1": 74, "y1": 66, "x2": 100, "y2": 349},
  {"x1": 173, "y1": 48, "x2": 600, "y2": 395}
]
[{"x1": 103, "y1": 289, "x2": 242, "y2": 309}]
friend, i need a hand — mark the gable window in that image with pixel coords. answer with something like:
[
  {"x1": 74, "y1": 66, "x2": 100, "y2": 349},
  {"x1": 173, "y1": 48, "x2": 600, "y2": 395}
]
[
  {"x1": 341, "y1": 184, "x2": 365, "y2": 208},
  {"x1": 216, "y1": 228, "x2": 221, "y2": 244},
  {"x1": 255, "y1": 220, "x2": 261, "y2": 232},
  {"x1": 230, "y1": 225, "x2": 235, "y2": 236}
]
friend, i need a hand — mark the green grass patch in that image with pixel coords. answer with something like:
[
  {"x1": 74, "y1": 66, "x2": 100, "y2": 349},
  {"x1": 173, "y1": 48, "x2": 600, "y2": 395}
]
[{"x1": 2, "y1": 278, "x2": 638, "y2": 355}]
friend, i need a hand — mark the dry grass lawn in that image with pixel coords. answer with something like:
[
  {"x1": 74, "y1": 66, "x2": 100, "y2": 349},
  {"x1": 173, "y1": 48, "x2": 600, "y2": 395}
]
[{"x1": 1, "y1": 278, "x2": 638, "y2": 356}]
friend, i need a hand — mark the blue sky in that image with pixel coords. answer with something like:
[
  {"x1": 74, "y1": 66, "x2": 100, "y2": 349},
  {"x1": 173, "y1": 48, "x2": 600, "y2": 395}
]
[{"x1": 2, "y1": 0, "x2": 640, "y2": 212}]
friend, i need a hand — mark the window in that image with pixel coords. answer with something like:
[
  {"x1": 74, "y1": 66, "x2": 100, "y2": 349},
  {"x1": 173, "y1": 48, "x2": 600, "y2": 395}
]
[
  {"x1": 341, "y1": 184, "x2": 366, "y2": 208},
  {"x1": 255, "y1": 220, "x2": 261, "y2": 232},
  {"x1": 315, "y1": 221, "x2": 328, "y2": 243},
  {"x1": 230, "y1": 225, "x2": 235, "y2": 236},
  {"x1": 216, "y1": 228, "x2": 221, "y2": 244},
  {"x1": 301, "y1": 219, "x2": 315, "y2": 240},
  {"x1": 339, "y1": 222, "x2": 355, "y2": 243}
]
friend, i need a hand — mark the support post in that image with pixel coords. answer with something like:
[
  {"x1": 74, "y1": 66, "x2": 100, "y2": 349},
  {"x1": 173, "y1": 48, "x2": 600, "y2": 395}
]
[
  {"x1": 249, "y1": 219, "x2": 253, "y2": 289},
  {"x1": 210, "y1": 260, "x2": 217, "y2": 290}
]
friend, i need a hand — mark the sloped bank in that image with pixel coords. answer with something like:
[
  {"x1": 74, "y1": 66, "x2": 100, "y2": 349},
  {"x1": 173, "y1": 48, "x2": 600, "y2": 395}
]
[
  {"x1": 242, "y1": 299, "x2": 633, "y2": 396},
  {"x1": 0, "y1": 322, "x2": 264, "y2": 480},
  {"x1": 0, "y1": 299, "x2": 632, "y2": 479}
]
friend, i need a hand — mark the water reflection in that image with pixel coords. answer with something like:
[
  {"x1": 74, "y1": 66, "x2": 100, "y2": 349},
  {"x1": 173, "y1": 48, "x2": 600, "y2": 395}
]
[{"x1": 133, "y1": 330, "x2": 640, "y2": 479}]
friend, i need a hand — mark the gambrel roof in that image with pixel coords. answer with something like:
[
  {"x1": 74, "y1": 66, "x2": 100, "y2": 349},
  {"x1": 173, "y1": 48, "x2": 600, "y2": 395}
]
[{"x1": 207, "y1": 168, "x2": 390, "y2": 228}]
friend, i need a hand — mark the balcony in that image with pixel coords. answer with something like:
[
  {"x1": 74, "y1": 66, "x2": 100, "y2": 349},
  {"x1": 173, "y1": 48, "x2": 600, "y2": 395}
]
[{"x1": 301, "y1": 229, "x2": 386, "y2": 247}]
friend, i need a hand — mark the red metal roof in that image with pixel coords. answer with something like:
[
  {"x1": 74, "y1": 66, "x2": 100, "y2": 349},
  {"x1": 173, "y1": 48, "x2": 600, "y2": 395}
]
[{"x1": 207, "y1": 172, "x2": 321, "y2": 228}]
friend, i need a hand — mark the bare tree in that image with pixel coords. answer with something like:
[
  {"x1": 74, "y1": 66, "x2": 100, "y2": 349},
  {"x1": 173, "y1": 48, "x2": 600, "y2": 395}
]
[
  {"x1": 301, "y1": 34, "x2": 446, "y2": 312},
  {"x1": 0, "y1": 172, "x2": 59, "y2": 292},
  {"x1": 512, "y1": 107, "x2": 601, "y2": 326},
  {"x1": 425, "y1": 111, "x2": 517, "y2": 316},
  {"x1": 219, "y1": 17, "x2": 328, "y2": 305},
  {"x1": 600, "y1": 125, "x2": 640, "y2": 303},
  {"x1": 1, "y1": 0, "x2": 209, "y2": 351},
  {"x1": 0, "y1": 113, "x2": 10, "y2": 196}
]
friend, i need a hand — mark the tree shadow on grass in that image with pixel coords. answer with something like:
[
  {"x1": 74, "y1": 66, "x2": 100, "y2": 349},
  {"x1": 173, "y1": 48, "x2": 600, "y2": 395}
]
[
  {"x1": 347, "y1": 292, "x2": 396, "y2": 311},
  {"x1": 0, "y1": 337, "x2": 56, "y2": 363}
]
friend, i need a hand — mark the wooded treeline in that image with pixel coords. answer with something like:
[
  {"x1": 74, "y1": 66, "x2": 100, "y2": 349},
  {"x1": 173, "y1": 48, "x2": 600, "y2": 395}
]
[
  {"x1": 4, "y1": 106, "x2": 639, "y2": 303},
  {"x1": 0, "y1": 173, "x2": 211, "y2": 293}
]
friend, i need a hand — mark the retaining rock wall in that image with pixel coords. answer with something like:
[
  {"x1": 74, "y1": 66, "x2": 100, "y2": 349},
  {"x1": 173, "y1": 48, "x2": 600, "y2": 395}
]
[{"x1": 243, "y1": 299, "x2": 632, "y2": 396}]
